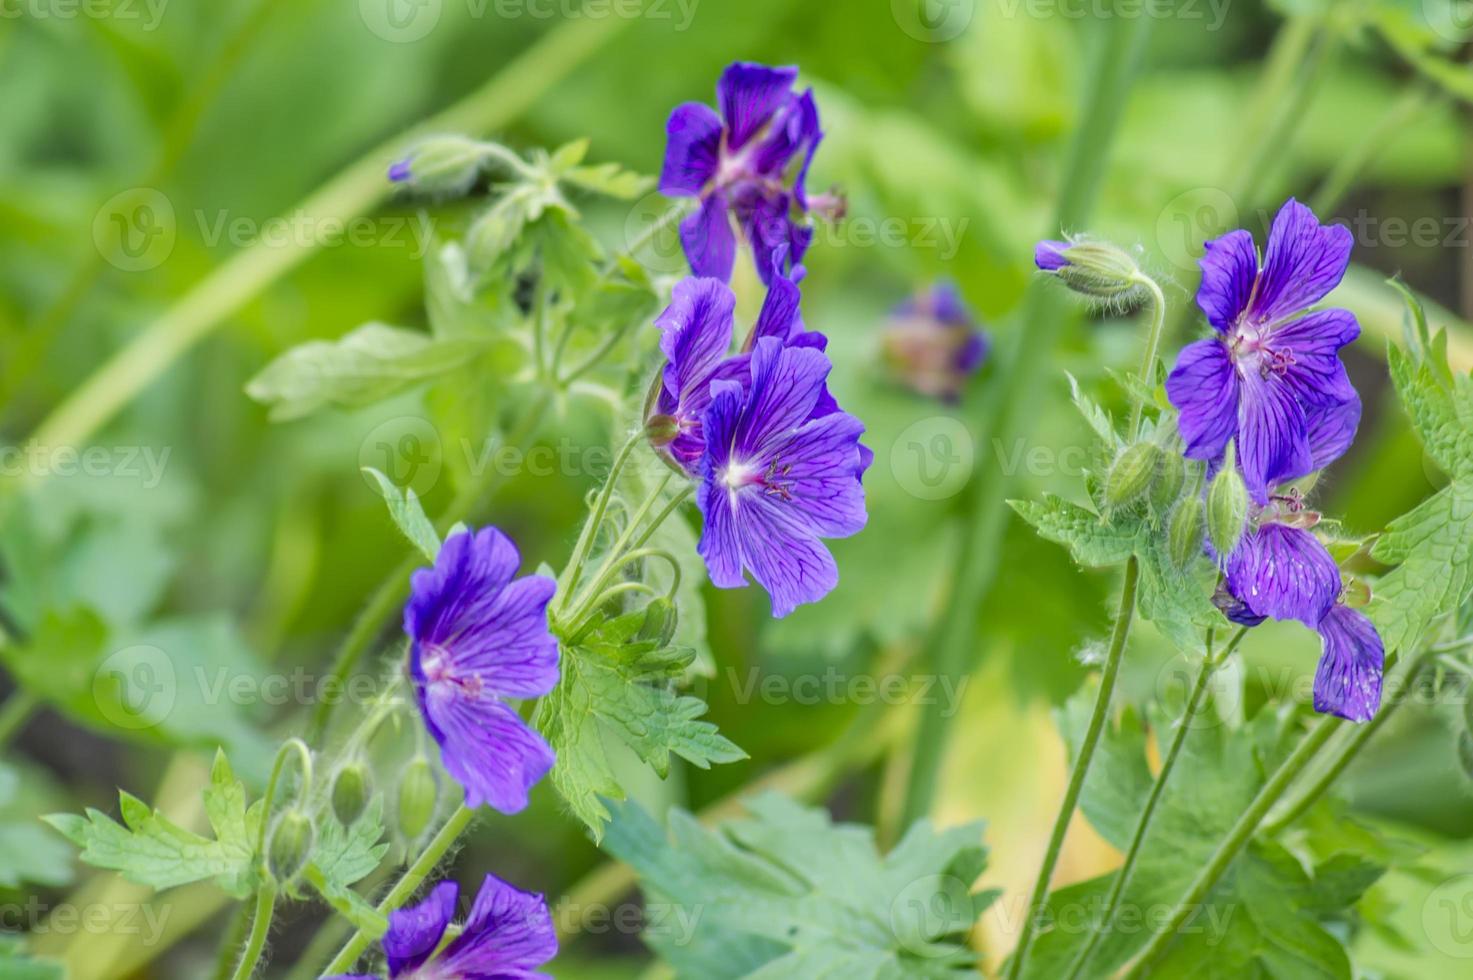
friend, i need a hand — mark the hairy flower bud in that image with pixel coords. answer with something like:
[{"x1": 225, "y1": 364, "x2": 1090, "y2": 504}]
[
  {"x1": 388, "y1": 135, "x2": 494, "y2": 197},
  {"x1": 1035, "y1": 237, "x2": 1149, "y2": 309},
  {"x1": 1168, "y1": 496, "x2": 1206, "y2": 568},
  {"x1": 397, "y1": 757, "x2": 438, "y2": 842},
  {"x1": 267, "y1": 810, "x2": 314, "y2": 885},
  {"x1": 1105, "y1": 443, "x2": 1158, "y2": 509},
  {"x1": 638, "y1": 597, "x2": 679, "y2": 647},
  {"x1": 645, "y1": 413, "x2": 681, "y2": 447},
  {"x1": 1208, "y1": 448, "x2": 1250, "y2": 557},
  {"x1": 330, "y1": 762, "x2": 372, "y2": 827},
  {"x1": 1150, "y1": 451, "x2": 1186, "y2": 512}
]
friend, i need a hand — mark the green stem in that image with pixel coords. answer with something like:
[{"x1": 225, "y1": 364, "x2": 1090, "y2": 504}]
[
  {"x1": 561, "y1": 474, "x2": 677, "y2": 624},
  {"x1": 898, "y1": 3, "x2": 1154, "y2": 832},
  {"x1": 309, "y1": 391, "x2": 550, "y2": 741},
  {"x1": 1063, "y1": 626, "x2": 1248, "y2": 980},
  {"x1": 1262, "y1": 649, "x2": 1435, "y2": 835},
  {"x1": 13, "y1": 9, "x2": 632, "y2": 473},
  {"x1": 228, "y1": 884, "x2": 277, "y2": 980},
  {"x1": 558, "y1": 428, "x2": 645, "y2": 608},
  {"x1": 1123, "y1": 716, "x2": 1341, "y2": 978},
  {"x1": 0, "y1": 691, "x2": 38, "y2": 749},
  {"x1": 619, "y1": 200, "x2": 694, "y2": 268},
  {"x1": 209, "y1": 902, "x2": 254, "y2": 980},
  {"x1": 1127, "y1": 276, "x2": 1168, "y2": 442},
  {"x1": 1005, "y1": 557, "x2": 1140, "y2": 980},
  {"x1": 320, "y1": 804, "x2": 476, "y2": 975}
]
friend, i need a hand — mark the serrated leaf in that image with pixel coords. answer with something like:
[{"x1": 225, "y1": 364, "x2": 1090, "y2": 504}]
[
  {"x1": 363, "y1": 467, "x2": 440, "y2": 561},
  {"x1": 602, "y1": 793, "x2": 993, "y2": 979},
  {"x1": 1066, "y1": 372, "x2": 1120, "y2": 449},
  {"x1": 44, "y1": 751, "x2": 262, "y2": 898},
  {"x1": 309, "y1": 797, "x2": 389, "y2": 891},
  {"x1": 304, "y1": 863, "x2": 389, "y2": 940},
  {"x1": 534, "y1": 608, "x2": 744, "y2": 839},
  {"x1": 564, "y1": 162, "x2": 654, "y2": 199},
  {"x1": 245, "y1": 322, "x2": 485, "y2": 421},
  {"x1": 1009, "y1": 495, "x2": 1139, "y2": 567}
]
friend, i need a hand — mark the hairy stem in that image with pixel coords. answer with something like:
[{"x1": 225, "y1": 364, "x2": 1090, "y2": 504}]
[
  {"x1": 1063, "y1": 626, "x2": 1248, "y2": 980},
  {"x1": 1123, "y1": 716, "x2": 1341, "y2": 977},
  {"x1": 1005, "y1": 557, "x2": 1140, "y2": 980},
  {"x1": 228, "y1": 885, "x2": 277, "y2": 980},
  {"x1": 1127, "y1": 276, "x2": 1168, "y2": 442}
]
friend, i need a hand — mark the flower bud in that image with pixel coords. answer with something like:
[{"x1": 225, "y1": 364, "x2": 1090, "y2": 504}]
[
  {"x1": 638, "y1": 597, "x2": 678, "y2": 647},
  {"x1": 1207, "y1": 455, "x2": 1249, "y2": 557},
  {"x1": 1150, "y1": 451, "x2": 1186, "y2": 513},
  {"x1": 645, "y1": 414, "x2": 681, "y2": 447},
  {"x1": 267, "y1": 810, "x2": 314, "y2": 885},
  {"x1": 1168, "y1": 497, "x2": 1206, "y2": 568},
  {"x1": 1035, "y1": 237, "x2": 1149, "y2": 308},
  {"x1": 1105, "y1": 443, "x2": 1158, "y2": 509},
  {"x1": 388, "y1": 135, "x2": 493, "y2": 197},
  {"x1": 397, "y1": 757, "x2": 438, "y2": 842},
  {"x1": 1458, "y1": 732, "x2": 1473, "y2": 782},
  {"x1": 330, "y1": 762, "x2": 372, "y2": 827}
]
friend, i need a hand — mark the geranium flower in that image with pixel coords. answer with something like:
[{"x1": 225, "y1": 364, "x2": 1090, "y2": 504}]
[
  {"x1": 405, "y1": 527, "x2": 558, "y2": 813},
  {"x1": 329, "y1": 874, "x2": 556, "y2": 979},
  {"x1": 881, "y1": 281, "x2": 988, "y2": 402}
]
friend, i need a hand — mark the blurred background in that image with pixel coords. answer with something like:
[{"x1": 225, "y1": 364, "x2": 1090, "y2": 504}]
[{"x1": 2, "y1": 0, "x2": 1472, "y2": 976}]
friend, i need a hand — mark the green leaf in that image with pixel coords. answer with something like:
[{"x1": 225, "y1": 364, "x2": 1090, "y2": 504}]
[
  {"x1": 305, "y1": 862, "x2": 389, "y2": 939},
  {"x1": 362, "y1": 467, "x2": 440, "y2": 561},
  {"x1": 245, "y1": 322, "x2": 485, "y2": 421},
  {"x1": 44, "y1": 751, "x2": 263, "y2": 899},
  {"x1": 308, "y1": 797, "x2": 389, "y2": 892},
  {"x1": 602, "y1": 793, "x2": 994, "y2": 978},
  {"x1": 0, "y1": 936, "x2": 64, "y2": 980},
  {"x1": 563, "y1": 161, "x2": 653, "y2": 199},
  {"x1": 534, "y1": 608, "x2": 744, "y2": 839},
  {"x1": 1009, "y1": 494, "x2": 1139, "y2": 567},
  {"x1": 0, "y1": 763, "x2": 73, "y2": 889}
]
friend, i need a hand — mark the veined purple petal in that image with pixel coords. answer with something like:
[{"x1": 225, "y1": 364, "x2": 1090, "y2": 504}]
[
  {"x1": 717, "y1": 62, "x2": 798, "y2": 151},
  {"x1": 1225, "y1": 523, "x2": 1340, "y2": 628},
  {"x1": 1166, "y1": 338, "x2": 1240, "y2": 462},
  {"x1": 659, "y1": 102, "x2": 723, "y2": 196},
  {"x1": 383, "y1": 881, "x2": 457, "y2": 976},
  {"x1": 680, "y1": 193, "x2": 738, "y2": 282},
  {"x1": 728, "y1": 491, "x2": 841, "y2": 618},
  {"x1": 1236, "y1": 368, "x2": 1312, "y2": 502},
  {"x1": 405, "y1": 528, "x2": 520, "y2": 646},
  {"x1": 437, "y1": 873, "x2": 557, "y2": 977},
  {"x1": 657, "y1": 277, "x2": 736, "y2": 416},
  {"x1": 1271, "y1": 309, "x2": 1360, "y2": 407},
  {"x1": 769, "y1": 411, "x2": 868, "y2": 536},
  {"x1": 1314, "y1": 605, "x2": 1384, "y2": 723},
  {"x1": 1305, "y1": 394, "x2": 1361, "y2": 472},
  {"x1": 696, "y1": 381, "x2": 752, "y2": 591},
  {"x1": 1195, "y1": 229, "x2": 1258, "y2": 333},
  {"x1": 1251, "y1": 199, "x2": 1353, "y2": 324},
  {"x1": 1034, "y1": 240, "x2": 1071, "y2": 271},
  {"x1": 418, "y1": 693, "x2": 554, "y2": 814},
  {"x1": 751, "y1": 89, "x2": 822, "y2": 192},
  {"x1": 740, "y1": 338, "x2": 831, "y2": 456},
  {"x1": 750, "y1": 250, "x2": 803, "y2": 345},
  {"x1": 737, "y1": 189, "x2": 809, "y2": 286}
]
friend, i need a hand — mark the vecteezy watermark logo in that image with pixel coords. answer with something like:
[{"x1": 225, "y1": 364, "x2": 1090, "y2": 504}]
[
  {"x1": 1421, "y1": 0, "x2": 1473, "y2": 43},
  {"x1": 891, "y1": 417, "x2": 975, "y2": 500},
  {"x1": 359, "y1": 416, "x2": 444, "y2": 499},
  {"x1": 93, "y1": 645, "x2": 177, "y2": 731},
  {"x1": 1156, "y1": 187, "x2": 1239, "y2": 272},
  {"x1": 0, "y1": 0, "x2": 170, "y2": 29},
  {"x1": 892, "y1": 0, "x2": 975, "y2": 41},
  {"x1": 93, "y1": 188, "x2": 176, "y2": 272},
  {"x1": 360, "y1": 0, "x2": 442, "y2": 41},
  {"x1": 1424, "y1": 873, "x2": 1473, "y2": 958},
  {"x1": 891, "y1": 874, "x2": 977, "y2": 955},
  {"x1": 624, "y1": 191, "x2": 689, "y2": 275}
]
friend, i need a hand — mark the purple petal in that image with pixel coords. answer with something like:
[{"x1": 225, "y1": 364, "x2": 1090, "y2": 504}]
[
  {"x1": 406, "y1": 528, "x2": 520, "y2": 647},
  {"x1": 419, "y1": 694, "x2": 554, "y2": 814},
  {"x1": 388, "y1": 159, "x2": 413, "y2": 184},
  {"x1": 1166, "y1": 338, "x2": 1240, "y2": 462},
  {"x1": 657, "y1": 276, "x2": 736, "y2": 413},
  {"x1": 729, "y1": 491, "x2": 841, "y2": 618},
  {"x1": 737, "y1": 189, "x2": 808, "y2": 286},
  {"x1": 383, "y1": 880, "x2": 457, "y2": 976},
  {"x1": 717, "y1": 62, "x2": 798, "y2": 151},
  {"x1": 1314, "y1": 605, "x2": 1384, "y2": 723},
  {"x1": 740, "y1": 338, "x2": 831, "y2": 457},
  {"x1": 1195, "y1": 229, "x2": 1258, "y2": 332},
  {"x1": 696, "y1": 381, "x2": 752, "y2": 590},
  {"x1": 1236, "y1": 368, "x2": 1312, "y2": 503},
  {"x1": 438, "y1": 873, "x2": 557, "y2": 977},
  {"x1": 1225, "y1": 523, "x2": 1340, "y2": 628},
  {"x1": 679, "y1": 193, "x2": 737, "y2": 282},
  {"x1": 1251, "y1": 199, "x2": 1353, "y2": 323},
  {"x1": 751, "y1": 253, "x2": 803, "y2": 345},
  {"x1": 659, "y1": 102, "x2": 723, "y2": 196},
  {"x1": 751, "y1": 89, "x2": 822, "y2": 196},
  {"x1": 1271, "y1": 309, "x2": 1360, "y2": 407},
  {"x1": 1034, "y1": 239, "x2": 1070, "y2": 271},
  {"x1": 1305, "y1": 394, "x2": 1362, "y2": 472},
  {"x1": 769, "y1": 410, "x2": 869, "y2": 537}
]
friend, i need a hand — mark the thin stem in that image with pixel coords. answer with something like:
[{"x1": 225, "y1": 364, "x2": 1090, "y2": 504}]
[
  {"x1": 320, "y1": 804, "x2": 476, "y2": 975},
  {"x1": 559, "y1": 314, "x2": 644, "y2": 386},
  {"x1": 1126, "y1": 276, "x2": 1167, "y2": 442},
  {"x1": 256, "y1": 739, "x2": 313, "y2": 852},
  {"x1": 209, "y1": 902, "x2": 254, "y2": 980},
  {"x1": 0, "y1": 691, "x2": 38, "y2": 749},
  {"x1": 1122, "y1": 716, "x2": 1341, "y2": 978},
  {"x1": 228, "y1": 884, "x2": 277, "y2": 980},
  {"x1": 562, "y1": 474, "x2": 675, "y2": 623},
  {"x1": 1005, "y1": 556, "x2": 1140, "y2": 980},
  {"x1": 899, "y1": 3, "x2": 1154, "y2": 831},
  {"x1": 559, "y1": 428, "x2": 645, "y2": 608},
  {"x1": 14, "y1": 10, "x2": 634, "y2": 472},
  {"x1": 1063, "y1": 626, "x2": 1249, "y2": 980},
  {"x1": 1263, "y1": 650, "x2": 1436, "y2": 835},
  {"x1": 618, "y1": 200, "x2": 693, "y2": 269}
]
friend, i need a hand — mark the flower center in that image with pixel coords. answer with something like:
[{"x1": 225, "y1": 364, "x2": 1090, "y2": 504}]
[
  {"x1": 720, "y1": 458, "x2": 794, "y2": 501},
  {"x1": 420, "y1": 644, "x2": 484, "y2": 700},
  {"x1": 1230, "y1": 327, "x2": 1295, "y2": 380}
]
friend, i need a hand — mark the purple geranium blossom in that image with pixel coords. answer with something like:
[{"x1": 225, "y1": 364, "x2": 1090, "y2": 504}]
[
  {"x1": 329, "y1": 873, "x2": 557, "y2": 980},
  {"x1": 659, "y1": 62, "x2": 824, "y2": 284},
  {"x1": 882, "y1": 281, "x2": 988, "y2": 402},
  {"x1": 405, "y1": 527, "x2": 558, "y2": 814},
  {"x1": 1315, "y1": 604, "x2": 1384, "y2": 723},
  {"x1": 1166, "y1": 199, "x2": 1361, "y2": 502},
  {"x1": 696, "y1": 337, "x2": 868, "y2": 617},
  {"x1": 1034, "y1": 239, "x2": 1072, "y2": 271}
]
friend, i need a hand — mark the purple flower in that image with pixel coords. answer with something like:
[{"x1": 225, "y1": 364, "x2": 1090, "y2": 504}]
[
  {"x1": 1034, "y1": 239, "x2": 1072, "y2": 271},
  {"x1": 882, "y1": 281, "x2": 988, "y2": 402},
  {"x1": 659, "y1": 62, "x2": 823, "y2": 284},
  {"x1": 405, "y1": 527, "x2": 558, "y2": 813},
  {"x1": 1166, "y1": 199, "x2": 1361, "y2": 502},
  {"x1": 329, "y1": 874, "x2": 557, "y2": 979},
  {"x1": 1314, "y1": 604, "x2": 1384, "y2": 723},
  {"x1": 695, "y1": 337, "x2": 868, "y2": 617}
]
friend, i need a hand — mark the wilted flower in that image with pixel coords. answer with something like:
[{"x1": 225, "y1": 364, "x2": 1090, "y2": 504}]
[
  {"x1": 405, "y1": 527, "x2": 558, "y2": 813},
  {"x1": 329, "y1": 874, "x2": 556, "y2": 979},
  {"x1": 659, "y1": 62, "x2": 823, "y2": 283},
  {"x1": 881, "y1": 281, "x2": 988, "y2": 402}
]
